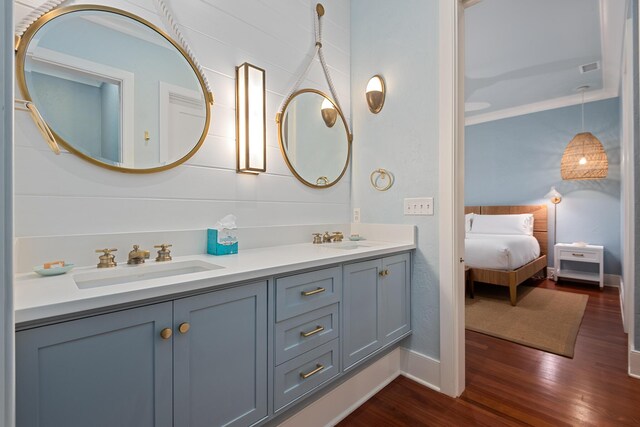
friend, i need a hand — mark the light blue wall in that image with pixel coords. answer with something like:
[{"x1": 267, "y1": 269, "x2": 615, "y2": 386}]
[
  {"x1": 351, "y1": 0, "x2": 440, "y2": 359},
  {"x1": 466, "y1": 98, "x2": 621, "y2": 275}
]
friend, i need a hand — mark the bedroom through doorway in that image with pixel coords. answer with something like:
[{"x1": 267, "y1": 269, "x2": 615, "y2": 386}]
[{"x1": 460, "y1": 0, "x2": 636, "y2": 421}]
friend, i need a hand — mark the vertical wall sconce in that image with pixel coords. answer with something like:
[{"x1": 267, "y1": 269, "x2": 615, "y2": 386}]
[
  {"x1": 236, "y1": 62, "x2": 266, "y2": 174},
  {"x1": 321, "y1": 98, "x2": 337, "y2": 128},
  {"x1": 365, "y1": 75, "x2": 385, "y2": 114}
]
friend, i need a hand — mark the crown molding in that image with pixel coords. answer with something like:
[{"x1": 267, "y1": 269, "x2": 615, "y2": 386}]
[{"x1": 465, "y1": 87, "x2": 619, "y2": 126}]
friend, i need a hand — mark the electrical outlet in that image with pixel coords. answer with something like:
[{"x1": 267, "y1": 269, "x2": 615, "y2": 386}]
[
  {"x1": 353, "y1": 208, "x2": 361, "y2": 223},
  {"x1": 404, "y1": 197, "x2": 434, "y2": 216}
]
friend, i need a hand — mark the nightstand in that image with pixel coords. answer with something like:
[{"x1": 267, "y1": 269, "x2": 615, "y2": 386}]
[{"x1": 554, "y1": 243, "x2": 604, "y2": 289}]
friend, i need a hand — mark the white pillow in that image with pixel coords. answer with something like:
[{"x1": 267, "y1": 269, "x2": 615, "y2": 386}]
[
  {"x1": 465, "y1": 213, "x2": 474, "y2": 233},
  {"x1": 467, "y1": 213, "x2": 534, "y2": 236}
]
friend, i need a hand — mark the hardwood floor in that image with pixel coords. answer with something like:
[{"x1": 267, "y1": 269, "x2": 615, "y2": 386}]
[{"x1": 338, "y1": 279, "x2": 640, "y2": 426}]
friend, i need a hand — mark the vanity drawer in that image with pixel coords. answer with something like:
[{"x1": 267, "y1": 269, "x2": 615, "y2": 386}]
[
  {"x1": 275, "y1": 304, "x2": 339, "y2": 365},
  {"x1": 274, "y1": 338, "x2": 340, "y2": 412},
  {"x1": 558, "y1": 249, "x2": 598, "y2": 261},
  {"x1": 275, "y1": 266, "x2": 341, "y2": 321}
]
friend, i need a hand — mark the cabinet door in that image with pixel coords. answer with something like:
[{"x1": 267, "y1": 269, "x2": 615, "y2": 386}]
[
  {"x1": 173, "y1": 282, "x2": 268, "y2": 427},
  {"x1": 343, "y1": 259, "x2": 382, "y2": 370},
  {"x1": 381, "y1": 253, "x2": 411, "y2": 345},
  {"x1": 16, "y1": 303, "x2": 173, "y2": 427}
]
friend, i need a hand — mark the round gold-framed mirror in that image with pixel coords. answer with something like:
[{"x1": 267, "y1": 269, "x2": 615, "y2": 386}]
[
  {"x1": 16, "y1": 5, "x2": 212, "y2": 173},
  {"x1": 277, "y1": 89, "x2": 352, "y2": 188}
]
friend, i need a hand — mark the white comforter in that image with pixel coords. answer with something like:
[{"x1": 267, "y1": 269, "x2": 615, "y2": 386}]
[{"x1": 464, "y1": 234, "x2": 540, "y2": 270}]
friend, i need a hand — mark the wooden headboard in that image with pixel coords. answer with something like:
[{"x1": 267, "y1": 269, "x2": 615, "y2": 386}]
[{"x1": 464, "y1": 205, "x2": 548, "y2": 257}]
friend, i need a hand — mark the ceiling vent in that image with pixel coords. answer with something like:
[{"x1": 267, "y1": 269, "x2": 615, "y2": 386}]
[{"x1": 579, "y1": 61, "x2": 600, "y2": 74}]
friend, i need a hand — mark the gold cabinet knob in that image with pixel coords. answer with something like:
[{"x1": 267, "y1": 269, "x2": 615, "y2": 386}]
[
  {"x1": 178, "y1": 322, "x2": 190, "y2": 334},
  {"x1": 160, "y1": 328, "x2": 172, "y2": 340},
  {"x1": 379, "y1": 269, "x2": 389, "y2": 277}
]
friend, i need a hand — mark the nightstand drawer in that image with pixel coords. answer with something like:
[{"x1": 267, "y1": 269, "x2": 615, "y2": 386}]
[{"x1": 558, "y1": 249, "x2": 598, "y2": 261}]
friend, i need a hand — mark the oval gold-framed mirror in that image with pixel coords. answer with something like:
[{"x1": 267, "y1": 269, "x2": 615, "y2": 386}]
[
  {"x1": 277, "y1": 89, "x2": 352, "y2": 188},
  {"x1": 16, "y1": 5, "x2": 212, "y2": 173}
]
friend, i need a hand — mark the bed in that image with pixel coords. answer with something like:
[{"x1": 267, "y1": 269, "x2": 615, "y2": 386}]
[{"x1": 465, "y1": 205, "x2": 548, "y2": 306}]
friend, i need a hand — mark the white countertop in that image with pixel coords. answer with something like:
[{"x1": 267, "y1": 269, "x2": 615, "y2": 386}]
[{"x1": 15, "y1": 240, "x2": 415, "y2": 325}]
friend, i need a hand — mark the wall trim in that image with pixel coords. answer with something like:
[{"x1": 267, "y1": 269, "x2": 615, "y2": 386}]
[
  {"x1": 465, "y1": 89, "x2": 619, "y2": 126},
  {"x1": 437, "y1": 0, "x2": 465, "y2": 398},
  {"x1": 629, "y1": 350, "x2": 640, "y2": 379},
  {"x1": 277, "y1": 348, "x2": 402, "y2": 427},
  {"x1": 1, "y1": 0, "x2": 14, "y2": 424},
  {"x1": 399, "y1": 348, "x2": 441, "y2": 391}
]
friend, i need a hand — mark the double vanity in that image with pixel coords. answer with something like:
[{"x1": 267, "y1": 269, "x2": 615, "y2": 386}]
[{"x1": 14, "y1": 226, "x2": 415, "y2": 426}]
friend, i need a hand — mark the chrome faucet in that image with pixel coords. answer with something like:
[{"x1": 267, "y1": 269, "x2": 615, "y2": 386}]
[{"x1": 127, "y1": 245, "x2": 150, "y2": 265}]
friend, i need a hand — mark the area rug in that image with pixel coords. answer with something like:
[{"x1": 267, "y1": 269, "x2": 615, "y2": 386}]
[{"x1": 465, "y1": 285, "x2": 588, "y2": 358}]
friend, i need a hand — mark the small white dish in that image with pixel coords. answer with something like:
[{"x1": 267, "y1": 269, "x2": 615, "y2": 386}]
[
  {"x1": 572, "y1": 242, "x2": 587, "y2": 247},
  {"x1": 349, "y1": 235, "x2": 365, "y2": 241},
  {"x1": 34, "y1": 263, "x2": 75, "y2": 277}
]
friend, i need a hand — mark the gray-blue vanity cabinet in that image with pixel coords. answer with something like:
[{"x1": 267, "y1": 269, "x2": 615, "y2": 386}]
[
  {"x1": 343, "y1": 253, "x2": 411, "y2": 370},
  {"x1": 380, "y1": 253, "x2": 411, "y2": 346},
  {"x1": 16, "y1": 302, "x2": 174, "y2": 427},
  {"x1": 173, "y1": 282, "x2": 268, "y2": 427}
]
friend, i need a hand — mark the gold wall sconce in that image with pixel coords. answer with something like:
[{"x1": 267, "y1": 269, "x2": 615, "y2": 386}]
[
  {"x1": 365, "y1": 75, "x2": 385, "y2": 114},
  {"x1": 321, "y1": 98, "x2": 337, "y2": 128},
  {"x1": 236, "y1": 62, "x2": 266, "y2": 174}
]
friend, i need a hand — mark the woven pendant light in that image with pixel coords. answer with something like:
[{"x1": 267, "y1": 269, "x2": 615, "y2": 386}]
[{"x1": 561, "y1": 87, "x2": 608, "y2": 180}]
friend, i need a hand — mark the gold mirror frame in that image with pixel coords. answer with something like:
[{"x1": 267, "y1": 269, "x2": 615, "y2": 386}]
[
  {"x1": 15, "y1": 5, "x2": 212, "y2": 174},
  {"x1": 277, "y1": 89, "x2": 352, "y2": 189}
]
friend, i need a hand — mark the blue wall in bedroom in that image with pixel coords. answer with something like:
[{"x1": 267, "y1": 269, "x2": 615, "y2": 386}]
[{"x1": 465, "y1": 97, "x2": 621, "y2": 275}]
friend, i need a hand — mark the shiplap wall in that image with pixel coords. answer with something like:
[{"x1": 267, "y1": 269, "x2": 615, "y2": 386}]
[{"x1": 13, "y1": 0, "x2": 351, "y2": 237}]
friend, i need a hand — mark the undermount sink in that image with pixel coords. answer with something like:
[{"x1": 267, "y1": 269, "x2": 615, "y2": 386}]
[
  {"x1": 74, "y1": 260, "x2": 224, "y2": 289},
  {"x1": 321, "y1": 242, "x2": 371, "y2": 250}
]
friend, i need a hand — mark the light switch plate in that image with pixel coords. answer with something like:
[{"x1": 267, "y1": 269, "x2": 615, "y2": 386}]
[
  {"x1": 353, "y1": 208, "x2": 361, "y2": 223},
  {"x1": 404, "y1": 197, "x2": 434, "y2": 216}
]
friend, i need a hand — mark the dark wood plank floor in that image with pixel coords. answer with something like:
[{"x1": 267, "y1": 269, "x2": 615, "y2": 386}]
[{"x1": 338, "y1": 279, "x2": 640, "y2": 426}]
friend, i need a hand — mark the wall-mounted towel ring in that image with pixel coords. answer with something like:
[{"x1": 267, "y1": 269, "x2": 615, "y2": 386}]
[{"x1": 370, "y1": 168, "x2": 394, "y2": 191}]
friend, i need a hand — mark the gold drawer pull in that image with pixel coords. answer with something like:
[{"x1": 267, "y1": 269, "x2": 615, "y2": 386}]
[
  {"x1": 301, "y1": 287, "x2": 326, "y2": 297},
  {"x1": 300, "y1": 325, "x2": 325, "y2": 338},
  {"x1": 300, "y1": 363, "x2": 324, "y2": 379},
  {"x1": 572, "y1": 253, "x2": 585, "y2": 257},
  {"x1": 160, "y1": 328, "x2": 172, "y2": 340}
]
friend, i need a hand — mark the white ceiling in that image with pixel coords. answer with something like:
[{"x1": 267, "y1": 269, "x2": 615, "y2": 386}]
[{"x1": 464, "y1": 0, "x2": 628, "y2": 124}]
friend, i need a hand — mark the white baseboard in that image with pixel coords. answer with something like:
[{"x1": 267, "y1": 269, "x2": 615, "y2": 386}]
[
  {"x1": 619, "y1": 276, "x2": 627, "y2": 333},
  {"x1": 278, "y1": 348, "x2": 402, "y2": 427},
  {"x1": 277, "y1": 347, "x2": 442, "y2": 426},
  {"x1": 546, "y1": 268, "x2": 620, "y2": 288},
  {"x1": 399, "y1": 348, "x2": 441, "y2": 392},
  {"x1": 604, "y1": 274, "x2": 621, "y2": 287},
  {"x1": 629, "y1": 350, "x2": 640, "y2": 379}
]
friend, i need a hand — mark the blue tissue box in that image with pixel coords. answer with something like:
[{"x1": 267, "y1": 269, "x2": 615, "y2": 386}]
[{"x1": 207, "y1": 229, "x2": 238, "y2": 255}]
